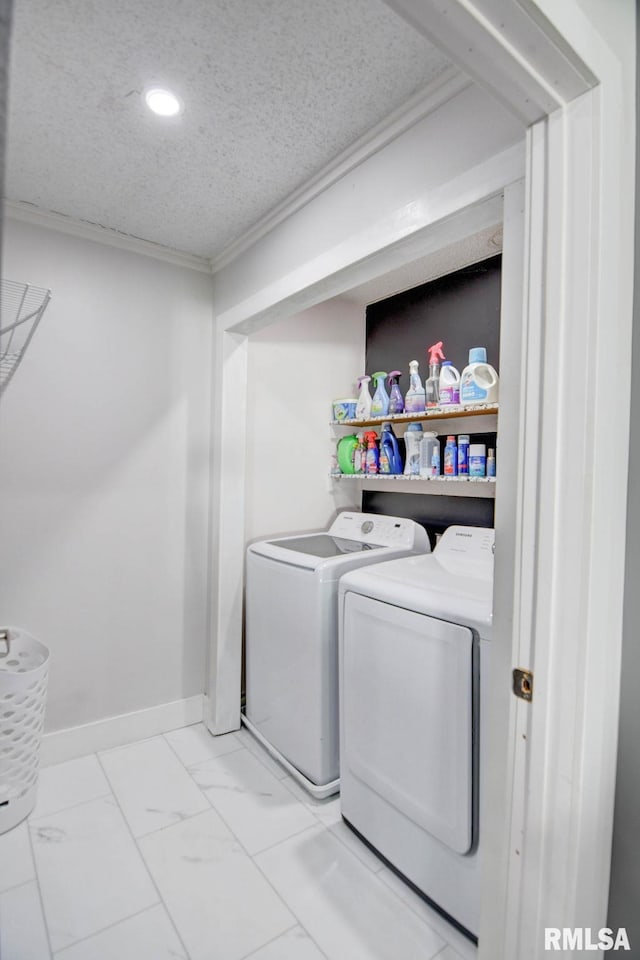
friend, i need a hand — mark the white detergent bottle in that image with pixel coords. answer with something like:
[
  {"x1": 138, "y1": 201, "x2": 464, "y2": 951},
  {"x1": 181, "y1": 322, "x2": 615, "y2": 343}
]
[
  {"x1": 439, "y1": 360, "x2": 461, "y2": 405},
  {"x1": 356, "y1": 376, "x2": 372, "y2": 419},
  {"x1": 403, "y1": 423, "x2": 423, "y2": 476},
  {"x1": 460, "y1": 347, "x2": 499, "y2": 404},
  {"x1": 405, "y1": 360, "x2": 426, "y2": 413}
]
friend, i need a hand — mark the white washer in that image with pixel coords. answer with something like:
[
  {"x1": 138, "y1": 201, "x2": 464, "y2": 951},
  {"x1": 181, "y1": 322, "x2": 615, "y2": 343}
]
[
  {"x1": 244, "y1": 512, "x2": 429, "y2": 798},
  {"x1": 338, "y1": 525, "x2": 494, "y2": 941}
]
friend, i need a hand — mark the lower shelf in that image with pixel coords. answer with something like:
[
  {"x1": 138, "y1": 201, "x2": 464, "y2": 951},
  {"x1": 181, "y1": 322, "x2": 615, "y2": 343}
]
[{"x1": 332, "y1": 474, "x2": 496, "y2": 498}]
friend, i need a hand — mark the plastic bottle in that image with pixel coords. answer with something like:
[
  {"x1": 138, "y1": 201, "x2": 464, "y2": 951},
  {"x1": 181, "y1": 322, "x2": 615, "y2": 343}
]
[
  {"x1": 469, "y1": 443, "x2": 487, "y2": 477},
  {"x1": 371, "y1": 372, "x2": 390, "y2": 417},
  {"x1": 405, "y1": 360, "x2": 426, "y2": 413},
  {"x1": 403, "y1": 423, "x2": 423, "y2": 476},
  {"x1": 364, "y1": 431, "x2": 379, "y2": 475},
  {"x1": 337, "y1": 435, "x2": 358, "y2": 475},
  {"x1": 425, "y1": 341, "x2": 446, "y2": 408},
  {"x1": 487, "y1": 447, "x2": 496, "y2": 477},
  {"x1": 353, "y1": 432, "x2": 365, "y2": 475},
  {"x1": 380, "y1": 423, "x2": 403, "y2": 474},
  {"x1": 419, "y1": 432, "x2": 440, "y2": 478},
  {"x1": 458, "y1": 434, "x2": 470, "y2": 476},
  {"x1": 439, "y1": 360, "x2": 461, "y2": 406},
  {"x1": 444, "y1": 436, "x2": 458, "y2": 476},
  {"x1": 356, "y1": 376, "x2": 372, "y2": 419},
  {"x1": 387, "y1": 371, "x2": 404, "y2": 415},
  {"x1": 460, "y1": 348, "x2": 499, "y2": 404}
]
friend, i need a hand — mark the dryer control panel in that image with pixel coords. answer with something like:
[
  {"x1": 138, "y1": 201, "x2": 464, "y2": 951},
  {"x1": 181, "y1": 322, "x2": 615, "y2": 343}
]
[
  {"x1": 329, "y1": 513, "x2": 429, "y2": 552},
  {"x1": 436, "y1": 525, "x2": 494, "y2": 579}
]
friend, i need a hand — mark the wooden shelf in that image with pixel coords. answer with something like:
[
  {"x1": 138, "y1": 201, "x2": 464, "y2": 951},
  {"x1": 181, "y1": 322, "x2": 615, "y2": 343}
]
[
  {"x1": 332, "y1": 474, "x2": 496, "y2": 498},
  {"x1": 330, "y1": 402, "x2": 498, "y2": 429}
]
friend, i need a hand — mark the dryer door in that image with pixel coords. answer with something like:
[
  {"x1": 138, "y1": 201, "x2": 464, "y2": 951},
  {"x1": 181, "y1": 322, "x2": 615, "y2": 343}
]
[{"x1": 342, "y1": 593, "x2": 475, "y2": 854}]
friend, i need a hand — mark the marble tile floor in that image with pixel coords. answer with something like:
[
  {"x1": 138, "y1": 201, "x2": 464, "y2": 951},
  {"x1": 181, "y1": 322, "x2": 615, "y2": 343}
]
[{"x1": 0, "y1": 722, "x2": 478, "y2": 960}]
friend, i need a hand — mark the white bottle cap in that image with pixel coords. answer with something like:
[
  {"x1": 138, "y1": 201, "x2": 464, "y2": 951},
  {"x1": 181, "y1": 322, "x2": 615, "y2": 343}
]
[{"x1": 469, "y1": 444, "x2": 486, "y2": 457}]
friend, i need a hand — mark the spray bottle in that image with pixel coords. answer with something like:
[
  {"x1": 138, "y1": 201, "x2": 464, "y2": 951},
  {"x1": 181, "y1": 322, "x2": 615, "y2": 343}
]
[
  {"x1": 364, "y1": 431, "x2": 379, "y2": 475},
  {"x1": 387, "y1": 371, "x2": 404, "y2": 415},
  {"x1": 426, "y1": 341, "x2": 446, "y2": 408},
  {"x1": 370, "y1": 372, "x2": 390, "y2": 417},
  {"x1": 356, "y1": 376, "x2": 372, "y2": 420},
  {"x1": 405, "y1": 360, "x2": 426, "y2": 413}
]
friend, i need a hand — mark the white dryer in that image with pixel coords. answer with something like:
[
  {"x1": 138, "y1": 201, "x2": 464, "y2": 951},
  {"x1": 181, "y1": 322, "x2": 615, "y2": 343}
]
[
  {"x1": 244, "y1": 512, "x2": 429, "y2": 798},
  {"x1": 338, "y1": 525, "x2": 494, "y2": 941}
]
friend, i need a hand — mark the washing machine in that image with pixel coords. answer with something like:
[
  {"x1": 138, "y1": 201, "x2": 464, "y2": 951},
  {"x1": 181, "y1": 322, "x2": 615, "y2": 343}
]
[
  {"x1": 244, "y1": 512, "x2": 429, "y2": 798},
  {"x1": 338, "y1": 524, "x2": 494, "y2": 941}
]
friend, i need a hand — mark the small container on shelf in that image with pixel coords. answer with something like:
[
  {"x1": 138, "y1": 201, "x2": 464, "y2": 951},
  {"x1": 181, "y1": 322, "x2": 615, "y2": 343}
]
[{"x1": 469, "y1": 443, "x2": 487, "y2": 477}]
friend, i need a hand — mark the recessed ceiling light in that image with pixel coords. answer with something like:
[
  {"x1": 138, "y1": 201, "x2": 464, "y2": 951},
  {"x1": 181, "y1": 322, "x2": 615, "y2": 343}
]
[{"x1": 144, "y1": 88, "x2": 182, "y2": 117}]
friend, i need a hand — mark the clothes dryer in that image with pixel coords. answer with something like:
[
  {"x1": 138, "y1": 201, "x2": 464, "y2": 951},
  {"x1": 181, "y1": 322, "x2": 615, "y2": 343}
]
[
  {"x1": 244, "y1": 512, "x2": 429, "y2": 798},
  {"x1": 338, "y1": 525, "x2": 494, "y2": 940}
]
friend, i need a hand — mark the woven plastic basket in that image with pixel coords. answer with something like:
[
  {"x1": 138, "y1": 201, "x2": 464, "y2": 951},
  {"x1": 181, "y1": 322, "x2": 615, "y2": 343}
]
[{"x1": 0, "y1": 627, "x2": 49, "y2": 833}]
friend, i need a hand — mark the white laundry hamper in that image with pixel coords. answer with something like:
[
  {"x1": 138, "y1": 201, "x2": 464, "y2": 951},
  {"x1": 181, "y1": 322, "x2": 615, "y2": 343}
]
[{"x1": 0, "y1": 627, "x2": 49, "y2": 833}]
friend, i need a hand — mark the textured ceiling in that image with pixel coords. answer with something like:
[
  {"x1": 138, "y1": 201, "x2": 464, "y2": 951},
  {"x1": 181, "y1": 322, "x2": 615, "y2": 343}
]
[{"x1": 6, "y1": 0, "x2": 453, "y2": 261}]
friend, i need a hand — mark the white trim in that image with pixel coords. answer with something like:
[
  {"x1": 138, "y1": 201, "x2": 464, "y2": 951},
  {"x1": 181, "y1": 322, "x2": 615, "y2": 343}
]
[
  {"x1": 382, "y1": 0, "x2": 596, "y2": 124},
  {"x1": 40, "y1": 695, "x2": 205, "y2": 766},
  {"x1": 209, "y1": 67, "x2": 471, "y2": 273},
  {"x1": 3, "y1": 200, "x2": 212, "y2": 274},
  {"x1": 217, "y1": 143, "x2": 523, "y2": 334}
]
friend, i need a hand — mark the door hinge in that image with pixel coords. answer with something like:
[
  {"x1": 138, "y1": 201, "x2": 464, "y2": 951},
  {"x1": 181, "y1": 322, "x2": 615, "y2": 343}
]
[{"x1": 513, "y1": 668, "x2": 533, "y2": 702}]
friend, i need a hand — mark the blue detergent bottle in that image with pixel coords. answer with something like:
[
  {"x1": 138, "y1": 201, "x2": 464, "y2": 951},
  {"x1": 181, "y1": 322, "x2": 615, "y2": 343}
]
[
  {"x1": 387, "y1": 371, "x2": 404, "y2": 414},
  {"x1": 380, "y1": 423, "x2": 403, "y2": 474},
  {"x1": 370, "y1": 372, "x2": 390, "y2": 417}
]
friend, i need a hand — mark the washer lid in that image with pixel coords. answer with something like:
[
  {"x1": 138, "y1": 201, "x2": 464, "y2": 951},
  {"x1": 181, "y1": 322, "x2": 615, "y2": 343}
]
[
  {"x1": 340, "y1": 525, "x2": 494, "y2": 633},
  {"x1": 265, "y1": 534, "x2": 384, "y2": 559}
]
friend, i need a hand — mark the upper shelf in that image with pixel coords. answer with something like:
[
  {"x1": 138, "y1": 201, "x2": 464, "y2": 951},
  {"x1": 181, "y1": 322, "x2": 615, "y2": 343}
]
[
  {"x1": 0, "y1": 279, "x2": 51, "y2": 397},
  {"x1": 330, "y1": 402, "x2": 499, "y2": 428}
]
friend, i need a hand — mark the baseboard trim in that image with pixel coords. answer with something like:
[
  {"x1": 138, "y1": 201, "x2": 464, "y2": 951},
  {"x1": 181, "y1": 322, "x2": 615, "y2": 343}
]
[{"x1": 40, "y1": 695, "x2": 205, "y2": 766}]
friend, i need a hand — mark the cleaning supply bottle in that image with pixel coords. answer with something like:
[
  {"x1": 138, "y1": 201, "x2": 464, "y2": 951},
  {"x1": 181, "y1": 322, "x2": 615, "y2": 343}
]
[
  {"x1": 425, "y1": 341, "x2": 446, "y2": 408},
  {"x1": 370, "y1": 372, "x2": 390, "y2": 417},
  {"x1": 419, "y1": 432, "x2": 439, "y2": 478},
  {"x1": 403, "y1": 423, "x2": 423, "y2": 476},
  {"x1": 439, "y1": 360, "x2": 461, "y2": 406},
  {"x1": 353, "y1": 432, "x2": 365, "y2": 474},
  {"x1": 469, "y1": 443, "x2": 487, "y2": 476},
  {"x1": 356, "y1": 376, "x2": 372, "y2": 419},
  {"x1": 387, "y1": 371, "x2": 404, "y2": 415},
  {"x1": 460, "y1": 348, "x2": 499, "y2": 404},
  {"x1": 444, "y1": 436, "x2": 458, "y2": 476},
  {"x1": 337, "y1": 435, "x2": 358, "y2": 475},
  {"x1": 458, "y1": 434, "x2": 470, "y2": 476},
  {"x1": 404, "y1": 360, "x2": 426, "y2": 413},
  {"x1": 364, "y1": 431, "x2": 379, "y2": 475},
  {"x1": 380, "y1": 423, "x2": 403, "y2": 475}
]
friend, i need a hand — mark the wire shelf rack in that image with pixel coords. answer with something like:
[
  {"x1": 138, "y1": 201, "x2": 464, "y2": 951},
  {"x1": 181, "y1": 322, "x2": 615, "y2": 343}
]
[{"x1": 0, "y1": 279, "x2": 51, "y2": 398}]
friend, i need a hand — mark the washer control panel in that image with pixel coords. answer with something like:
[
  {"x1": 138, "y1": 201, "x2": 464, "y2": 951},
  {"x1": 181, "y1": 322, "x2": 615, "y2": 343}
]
[{"x1": 329, "y1": 513, "x2": 429, "y2": 552}]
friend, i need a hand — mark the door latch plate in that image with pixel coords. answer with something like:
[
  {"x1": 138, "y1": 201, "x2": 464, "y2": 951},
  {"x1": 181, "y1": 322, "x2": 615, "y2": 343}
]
[{"x1": 513, "y1": 668, "x2": 533, "y2": 702}]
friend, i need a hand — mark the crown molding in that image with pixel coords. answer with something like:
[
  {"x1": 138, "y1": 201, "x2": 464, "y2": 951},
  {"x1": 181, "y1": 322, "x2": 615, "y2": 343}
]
[
  {"x1": 209, "y1": 66, "x2": 471, "y2": 274},
  {"x1": 3, "y1": 200, "x2": 212, "y2": 274}
]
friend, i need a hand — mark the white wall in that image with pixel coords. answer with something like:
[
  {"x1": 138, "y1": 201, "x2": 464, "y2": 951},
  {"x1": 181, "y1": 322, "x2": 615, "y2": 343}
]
[
  {"x1": 245, "y1": 299, "x2": 364, "y2": 544},
  {"x1": 0, "y1": 218, "x2": 213, "y2": 733}
]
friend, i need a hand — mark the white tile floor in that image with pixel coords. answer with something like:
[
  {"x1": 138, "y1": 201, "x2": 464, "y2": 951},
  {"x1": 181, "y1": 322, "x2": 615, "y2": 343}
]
[{"x1": 0, "y1": 723, "x2": 478, "y2": 960}]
